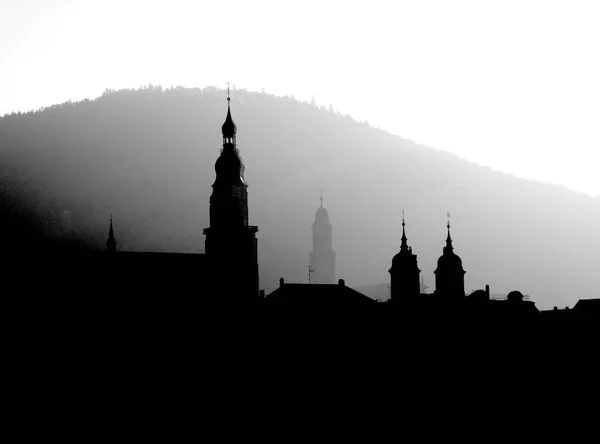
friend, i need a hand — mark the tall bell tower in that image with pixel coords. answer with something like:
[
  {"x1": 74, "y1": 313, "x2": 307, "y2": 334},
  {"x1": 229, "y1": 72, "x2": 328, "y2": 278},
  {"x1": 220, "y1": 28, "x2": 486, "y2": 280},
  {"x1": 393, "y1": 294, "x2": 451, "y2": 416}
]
[
  {"x1": 203, "y1": 89, "x2": 259, "y2": 301},
  {"x1": 389, "y1": 213, "x2": 421, "y2": 301},
  {"x1": 309, "y1": 193, "x2": 336, "y2": 284},
  {"x1": 434, "y1": 214, "x2": 465, "y2": 298}
]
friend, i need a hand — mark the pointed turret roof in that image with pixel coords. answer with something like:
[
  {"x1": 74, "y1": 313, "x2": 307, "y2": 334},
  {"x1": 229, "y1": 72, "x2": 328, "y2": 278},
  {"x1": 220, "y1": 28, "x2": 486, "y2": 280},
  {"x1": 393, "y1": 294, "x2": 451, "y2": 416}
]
[
  {"x1": 400, "y1": 216, "x2": 409, "y2": 252},
  {"x1": 109, "y1": 215, "x2": 114, "y2": 238},
  {"x1": 444, "y1": 221, "x2": 453, "y2": 252},
  {"x1": 106, "y1": 214, "x2": 117, "y2": 252},
  {"x1": 221, "y1": 86, "x2": 237, "y2": 138},
  {"x1": 435, "y1": 214, "x2": 465, "y2": 274}
]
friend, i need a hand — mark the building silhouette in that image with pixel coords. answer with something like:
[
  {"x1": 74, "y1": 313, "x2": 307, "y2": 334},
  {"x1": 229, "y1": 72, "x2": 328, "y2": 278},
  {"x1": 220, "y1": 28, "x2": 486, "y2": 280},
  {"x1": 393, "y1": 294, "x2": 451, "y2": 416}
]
[
  {"x1": 18, "y1": 89, "x2": 595, "y2": 328},
  {"x1": 203, "y1": 92, "x2": 259, "y2": 301},
  {"x1": 434, "y1": 219, "x2": 465, "y2": 298},
  {"x1": 309, "y1": 194, "x2": 336, "y2": 284},
  {"x1": 100, "y1": 93, "x2": 258, "y2": 302},
  {"x1": 267, "y1": 278, "x2": 375, "y2": 309},
  {"x1": 389, "y1": 215, "x2": 421, "y2": 301}
]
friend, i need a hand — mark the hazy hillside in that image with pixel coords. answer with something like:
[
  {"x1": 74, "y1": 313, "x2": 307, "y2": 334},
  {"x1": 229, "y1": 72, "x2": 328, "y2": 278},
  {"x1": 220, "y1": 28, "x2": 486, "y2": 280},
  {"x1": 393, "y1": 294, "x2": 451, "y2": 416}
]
[{"x1": 1, "y1": 86, "x2": 599, "y2": 309}]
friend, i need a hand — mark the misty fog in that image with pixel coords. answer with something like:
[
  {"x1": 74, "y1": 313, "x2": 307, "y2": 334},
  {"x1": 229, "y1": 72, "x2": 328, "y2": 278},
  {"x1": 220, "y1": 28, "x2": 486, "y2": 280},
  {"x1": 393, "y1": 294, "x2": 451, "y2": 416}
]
[{"x1": 1, "y1": 86, "x2": 598, "y2": 309}]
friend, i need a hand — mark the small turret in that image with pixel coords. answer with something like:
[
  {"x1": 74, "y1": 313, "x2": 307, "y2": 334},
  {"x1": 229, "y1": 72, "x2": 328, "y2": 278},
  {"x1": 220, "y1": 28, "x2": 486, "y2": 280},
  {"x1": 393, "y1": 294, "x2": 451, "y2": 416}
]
[
  {"x1": 221, "y1": 88, "x2": 237, "y2": 145},
  {"x1": 389, "y1": 211, "x2": 421, "y2": 301},
  {"x1": 106, "y1": 215, "x2": 116, "y2": 253},
  {"x1": 310, "y1": 190, "x2": 336, "y2": 284},
  {"x1": 434, "y1": 213, "x2": 466, "y2": 297}
]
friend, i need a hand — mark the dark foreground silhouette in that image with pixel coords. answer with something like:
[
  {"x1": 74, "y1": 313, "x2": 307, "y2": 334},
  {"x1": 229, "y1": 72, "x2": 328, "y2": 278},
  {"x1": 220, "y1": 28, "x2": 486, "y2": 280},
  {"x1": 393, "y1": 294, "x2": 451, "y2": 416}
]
[
  {"x1": 2, "y1": 92, "x2": 597, "y2": 370},
  {"x1": 2, "y1": 86, "x2": 599, "y2": 309}
]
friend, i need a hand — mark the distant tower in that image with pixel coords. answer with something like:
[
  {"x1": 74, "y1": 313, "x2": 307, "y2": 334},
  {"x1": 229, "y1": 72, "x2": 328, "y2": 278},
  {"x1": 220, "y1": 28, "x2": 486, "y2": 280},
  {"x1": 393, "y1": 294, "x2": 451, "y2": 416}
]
[
  {"x1": 420, "y1": 275, "x2": 429, "y2": 294},
  {"x1": 106, "y1": 215, "x2": 116, "y2": 253},
  {"x1": 309, "y1": 192, "x2": 336, "y2": 284},
  {"x1": 203, "y1": 90, "x2": 259, "y2": 300},
  {"x1": 434, "y1": 215, "x2": 465, "y2": 297},
  {"x1": 389, "y1": 213, "x2": 420, "y2": 301}
]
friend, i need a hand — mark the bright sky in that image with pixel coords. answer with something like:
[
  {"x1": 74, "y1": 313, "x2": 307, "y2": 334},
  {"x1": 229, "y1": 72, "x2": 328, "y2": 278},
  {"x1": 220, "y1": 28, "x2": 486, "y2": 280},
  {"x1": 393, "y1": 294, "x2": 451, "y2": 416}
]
[{"x1": 2, "y1": 0, "x2": 599, "y2": 196}]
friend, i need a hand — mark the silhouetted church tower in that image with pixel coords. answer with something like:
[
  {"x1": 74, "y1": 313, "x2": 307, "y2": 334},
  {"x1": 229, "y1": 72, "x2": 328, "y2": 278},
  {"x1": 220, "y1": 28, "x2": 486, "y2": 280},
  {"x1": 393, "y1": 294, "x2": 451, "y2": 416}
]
[
  {"x1": 389, "y1": 213, "x2": 420, "y2": 301},
  {"x1": 309, "y1": 193, "x2": 336, "y2": 284},
  {"x1": 106, "y1": 215, "x2": 116, "y2": 253},
  {"x1": 434, "y1": 215, "x2": 465, "y2": 297},
  {"x1": 203, "y1": 91, "x2": 259, "y2": 300}
]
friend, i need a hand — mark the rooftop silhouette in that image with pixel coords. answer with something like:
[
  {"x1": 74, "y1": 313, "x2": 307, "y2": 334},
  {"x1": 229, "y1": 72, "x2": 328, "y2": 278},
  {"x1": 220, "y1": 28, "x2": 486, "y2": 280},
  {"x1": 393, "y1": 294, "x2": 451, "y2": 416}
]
[{"x1": 0, "y1": 86, "x2": 597, "y2": 329}]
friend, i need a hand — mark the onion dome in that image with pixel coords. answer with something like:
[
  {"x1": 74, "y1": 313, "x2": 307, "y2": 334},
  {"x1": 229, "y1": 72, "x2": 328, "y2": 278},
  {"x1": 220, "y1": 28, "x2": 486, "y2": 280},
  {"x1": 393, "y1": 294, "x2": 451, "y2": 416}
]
[
  {"x1": 214, "y1": 150, "x2": 247, "y2": 186},
  {"x1": 213, "y1": 94, "x2": 246, "y2": 187},
  {"x1": 436, "y1": 221, "x2": 464, "y2": 269},
  {"x1": 221, "y1": 100, "x2": 237, "y2": 139}
]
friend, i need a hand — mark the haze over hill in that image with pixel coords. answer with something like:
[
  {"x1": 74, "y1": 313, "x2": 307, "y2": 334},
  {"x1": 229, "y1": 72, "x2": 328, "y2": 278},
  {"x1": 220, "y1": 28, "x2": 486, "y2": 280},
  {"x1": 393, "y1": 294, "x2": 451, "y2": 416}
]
[{"x1": 1, "y1": 86, "x2": 598, "y2": 309}]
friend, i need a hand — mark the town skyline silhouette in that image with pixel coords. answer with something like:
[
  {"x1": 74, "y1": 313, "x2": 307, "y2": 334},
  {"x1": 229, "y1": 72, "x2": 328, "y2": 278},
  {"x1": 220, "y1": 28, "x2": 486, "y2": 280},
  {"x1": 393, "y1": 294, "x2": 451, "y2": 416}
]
[
  {"x1": 3, "y1": 84, "x2": 596, "y2": 320},
  {"x1": 94, "y1": 90, "x2": 597, "y2": 323}
]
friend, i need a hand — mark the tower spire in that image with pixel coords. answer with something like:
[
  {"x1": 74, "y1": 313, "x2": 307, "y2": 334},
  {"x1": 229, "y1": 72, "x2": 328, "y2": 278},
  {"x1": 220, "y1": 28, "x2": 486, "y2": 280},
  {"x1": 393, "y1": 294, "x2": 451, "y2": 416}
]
[
  {"x1": 204, "y1": 88, "x2": 259, "y2": 300},
  {"x1": 434, "y1": 211, "x2": 465, "y2": 297},
  {"x1": 445, "y1": 212, "x2": 453, "y2": 252},
  {"x1": 106, "y1": 214, "x2": 116, "y2": 253},
  {"x1": 389, "y1": 209, "x2": 421, "y2": 300},
  {"x1": 310, "y1": 193, "x2": 336, "y2": 284},
  {"x1": 222, "y1": 84, "x2": 237, "y2": 145},
  {"x1": 400, "y1": 209, "x2": 409, "y2": 252}
]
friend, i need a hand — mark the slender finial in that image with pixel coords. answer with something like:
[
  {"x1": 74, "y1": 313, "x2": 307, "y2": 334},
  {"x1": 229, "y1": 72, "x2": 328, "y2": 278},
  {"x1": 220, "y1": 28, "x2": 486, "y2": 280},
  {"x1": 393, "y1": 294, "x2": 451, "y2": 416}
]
[
  {"x1": 400, "y1": 209, "x2": 408, "y2": 251},
  {"x1": 445, "y1": 212, "x2": 453, "y2": 251},
  {"x1": 320, "y1": 188, "x2": 324, "y2": 207},
  {"x1": 107, "y1": 213, "x2": 116, "y2": 252},
  {"x1": 227, "y1": 82, "x2": 230, "y2": 103}
]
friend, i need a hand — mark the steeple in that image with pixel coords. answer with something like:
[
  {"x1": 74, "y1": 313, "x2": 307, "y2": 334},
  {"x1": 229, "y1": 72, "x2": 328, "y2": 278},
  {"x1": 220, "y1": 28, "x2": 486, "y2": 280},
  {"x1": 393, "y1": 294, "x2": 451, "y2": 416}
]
[
  {"x1": 389, "y1": 210, "x2": 421, "y2": 301},
  {"x1": 310, "y1": 191, "x2": 336, "y2": 284},
  {"x1": 210, "y1": 92, "x2": 248, "y2": 225},
  {"x1": 434, "y1": 212, "x2": 466, "y2": 297},
  {"x1": 400, "y1": 211, "x2": 409, "y2": 252},
  {"x1": 106, "y1": 215, "x2": 116, "y2": 253},
  {"x1": 445, "y1": 218, "x2": 453, "y2": 253},
  {"x1": 221, "y1": 83, "x2": 237, "y2": 145},
  {"x1": 204, "y1": 89, "x2": 259, "y2": 301}
]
